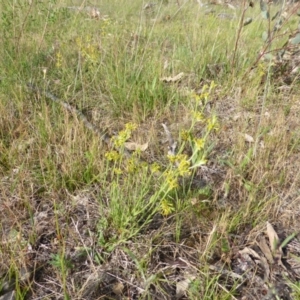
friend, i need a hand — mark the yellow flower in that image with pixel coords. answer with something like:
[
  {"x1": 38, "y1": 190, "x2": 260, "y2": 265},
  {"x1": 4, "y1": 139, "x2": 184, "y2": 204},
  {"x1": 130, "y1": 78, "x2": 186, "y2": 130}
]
[
  {"x1": 201, "y1": 84, "x2": 209, "y2": 93},
  {"x1": 191, "y1": 111, "x2": 205, "y2": 122},
  {"x1": 105, "y1": 150, "x2": 121, "y2": 161},
  {"x1": 199, "y1": 92, "x2": 209, "y2": 101},
  {"x1": 55, "y1": 51, "x2": 62, "y2": 68},
  {"x1": 75, "y1": 37, "x2": 82, "y2": 48},
  {"x1": 112, "y1": 130, "x2": 129, "y2": 148},
  {"x1": 167, "y1": 154, "x2": 177, "y2": 163},
  {"x1": 160, "y1": 198, "x2": 175, "y2": 216},
  {"x1": 165, "y1": 170, "x2": 178, "y2": 189},
  {"x1": 207, "y1": 115, "x2": 219, "y2": 132},
  {"x1": 180, "y1": 130, "x2": 191, "y2": 141},
  {"x1": 194, "y1": 138, "x2": 205, "y2": 150},
  {"x1": 176, "y1": 154, "x2": 191, "y2": 177},
  {"x1": 150, "y1": 162, "x2": 161, "y2": 174},
  {"x1": 111, "y1": 123, "x2": 137, "y2": 148},
  {"x1": 126, "y1": 157, "x2": 138, "y2": 173},
  {"x1": 113, "y1": 168, "x2": 123, "y2": 175},
  {"x1": 209, "y1": 80, "x2": 216, "y2": 90},
  {"x1": 125, "y1": 122, "x2": 137, "y2": 131}
]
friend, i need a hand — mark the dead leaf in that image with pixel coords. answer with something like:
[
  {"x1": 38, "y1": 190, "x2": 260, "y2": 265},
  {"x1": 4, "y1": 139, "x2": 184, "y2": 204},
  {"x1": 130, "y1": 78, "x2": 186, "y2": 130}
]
[
  {"x1": 163, "y1": 60, "x2": 168, "y2": 70},
  {"x1": 258, "y1": 236, "x2": 274, "y2": 264},
  {"x1": 112, "y1": 282, "x2": 124, "y2": 295},
  {"x1": 176, "y1": 271, "x2": 196, "y2": 299},
  {"x1": 239, "y1": 247, "x2": 261, "y2": 259},
  {"x1": 239, "y1": 246, "x2": 270, "y2": 281},
  {"x1": 162, "y1": 123, "x2": 177, "y2": 156},
  {"x1": 233, "y1": 114, "x2": 240, "y2": 121},
  {"x1": 243, "y1": 17, "x2": 252, "y2": 26},
  {"x1": 260, "y1": 256, "x2": 270, "y2": 282},
  {"x1": 266, "y1": 222, "x2": 288, "y2": 271},
  {"x1": 244, "y1": 133, "x2": 254, "y2": 143},
  {"x1": 124, "y1": 141, "x2": 148, "y2": 151},
  {"x1": 160, "y1": 72, "x2": 184, "y2": 83},
  {"x1": 266, "y1": 221, "x2": 280, "y2": 253}
]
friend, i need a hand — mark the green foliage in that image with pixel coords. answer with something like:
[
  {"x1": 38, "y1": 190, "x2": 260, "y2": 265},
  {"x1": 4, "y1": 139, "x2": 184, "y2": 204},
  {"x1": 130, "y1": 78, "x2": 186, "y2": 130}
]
[{"x1": 1, "y1": 1, "x2": 300, "y2": 299}]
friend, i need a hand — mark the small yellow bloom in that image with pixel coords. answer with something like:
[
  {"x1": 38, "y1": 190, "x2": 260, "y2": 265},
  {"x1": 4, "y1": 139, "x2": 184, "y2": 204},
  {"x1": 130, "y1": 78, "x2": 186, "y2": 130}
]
[
  {"x1": 209, "y1": 80, "x2": 216, "y2": 90},
  {"x1": 112, "y1": 130, "x2": 129, "y2": 148},
  {"x1": 75, "y1": 37, "x2": 82, "y2": 47},
  {"x1": 177, "y1": 157, "x2": 191, "y2": 177},
  {"x1": 111, "y1": 123, "x2": 137, "y2": 148},
  {"x1": 199, "y1": 92, "x2": 209, "y2": 101},
  {"x1": 55, "y1": 51, "x2": 62, "y2": 68},
  {"x1": 191, "y1": 93, "x2": 201, "y2": 102},
  {"x1": 113, "y1": 168, "x2": 123, "y2": 175},
  {"x1": 191, "y1": 111, "x2": 205, "y2": 122},
  {"x1": 125, "y1": 122, "x2": 137, "y2": 131},
  {"x1": 105, "y1": 150, "x2": 121, "y2": 161},
  {"x1": 180, "y1": 130, "x2": 191, "y2": 141},
  {"x1": 201, "y1": 84, "x2": 209, "y2": 93},
  {"x1": 257, "y1": 63, "x2": 266, "y2": 78},
  {"x1": 150, "y1": 162, "x2": 161, "y2": 174},
  {"x1": 165, "y1": 170, "x2": 178, "y2": 189},
  {"x1": 167, "y1": 154, "x2": 177, "y2": 163},
  {"x1": 126, "y1": 157, "x2": 138, "y2": 173},
  {"x1": 172, "y1": 154, "x2": 190, "y2": 175},
  {"x1": 194, "y1": 138, "x2": 205, "y2": 150},
  {"x1": 160, "y1": 198, "x2": 175, "y2": 216},
  {"x1": 207, "y1": 115, "x2": 220, "y2": 132}
]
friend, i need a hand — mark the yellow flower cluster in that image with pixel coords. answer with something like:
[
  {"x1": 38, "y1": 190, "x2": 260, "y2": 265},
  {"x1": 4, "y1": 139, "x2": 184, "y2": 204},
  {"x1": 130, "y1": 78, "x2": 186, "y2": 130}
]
[
  {"x1": 206, "y1": 115, "x2": 219, "y2": 132},
  {"x1": 167, "y1": 154, "x2": 190, "y2": 175},
  {"x1": 191, "y1": 111, "x2": 205, "y2": 122},
  {"x1": 164, "y1": 153, "x2": 191, "y2": 190},
  {"x1": 105, "y1": 150, "x2": 120, "y2": 162},
  {"x1": 113, "y1": 168, "x2": 123, "y2": 175},
  {"x1": 100, "y1": 18, "x2": 111, "y2": 36},
  {"x1": 194, "y1": 138, "x2": 205, "y2": 150},
  {"x1": 160, "y1": 198, "x2": 175, "y2": 216},
  {"x1": 176, "y1": 154, "x2": 191, "y2": 177},
  {"x1": 191, "y1": 81, "x2": 216, "y2": 105},
  {"x1": 55, "y1": 50, "x2": 62, "y2": 69},
  {"x1": 150, "y1": 162, "x2": 161, "y2": 174},
  {"x1": 111, "y1": 122, "x2": 137, "y2": 149},
  {"x1": 104, "y1": 122, "x2": 140, "y2": 177},
  {"x1": 164, "y1": 170, "x2": 178, "y2": 189},
  {"x1": 75, "y1": 36, "x2": 99, "y2": 65},
  {"x1": 126, "y1": 157, "x2": 139, "y2": 173},
  {"x1": 180, "y1": 130, "x2": 190, "y2": 141}
]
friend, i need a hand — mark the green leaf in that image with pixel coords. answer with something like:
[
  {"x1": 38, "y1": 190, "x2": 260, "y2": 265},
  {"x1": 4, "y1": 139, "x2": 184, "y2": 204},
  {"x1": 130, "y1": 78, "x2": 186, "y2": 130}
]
[
  {"x1": 272, "y1": 11, "x2": 280, "y2": 21},
  {"x1": 243, "y1": 17, "x2": 252, "y2": 26},
  {"x1": 260, "y1": 0, "x2": 269, "y2": 19},
  {"x1": 280, "y1": 232, "x2": 298, "y2": 249},
  {"x1": 262, "y1": 31, "x2": 269, "y2": 42},
  {"x1": 290, "y1": 33, "x2": 300, "y2": 45},
  {"x1": 263, "y1": 53, "x2": 274, "y2": 61},
  {"x1": 273, "y1": 19, "x2": 282, "y2": 32},
  {"x1": 261, "y1": 10, "x2": 269, "y2": 20},
  {"x1": 260, "y1": 0, "x2": 267, "y2": 12}
]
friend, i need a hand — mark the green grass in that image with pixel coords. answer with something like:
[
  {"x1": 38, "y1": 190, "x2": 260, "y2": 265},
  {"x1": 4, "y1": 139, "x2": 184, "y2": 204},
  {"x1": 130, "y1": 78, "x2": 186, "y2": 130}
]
[{"x1": 1, "y1": 0, "x2": 300, "y2": 299}]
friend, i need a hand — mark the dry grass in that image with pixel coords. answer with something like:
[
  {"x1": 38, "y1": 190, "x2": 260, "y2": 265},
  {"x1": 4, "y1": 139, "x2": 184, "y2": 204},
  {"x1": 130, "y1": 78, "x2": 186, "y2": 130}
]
[{"x1": 1, "y1": 0, "x2": 300, "y2": 299}]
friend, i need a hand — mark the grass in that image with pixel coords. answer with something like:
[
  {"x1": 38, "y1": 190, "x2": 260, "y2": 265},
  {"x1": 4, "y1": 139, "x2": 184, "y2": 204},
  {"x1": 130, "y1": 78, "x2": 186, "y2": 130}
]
[{"x1": 1, "y1": 0, "x2": 300, "y2": 299}]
